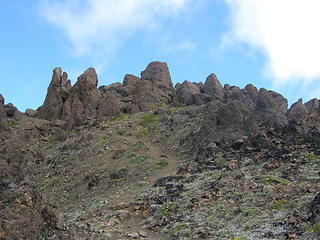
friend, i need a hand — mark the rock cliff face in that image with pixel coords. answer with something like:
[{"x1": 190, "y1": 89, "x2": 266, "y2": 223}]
[
  {"x1": 0, "y1": 94, "x2": 9, "y2": 131},
  {"x1": 36, "y1": 62, "x2": 320, "y2": 144},
  {"x1": 38, "y1": 67, "x2": 71, "y2": 121},
  {"x1": 1, "y1": 61, "x2": 320, "y2": 240}
]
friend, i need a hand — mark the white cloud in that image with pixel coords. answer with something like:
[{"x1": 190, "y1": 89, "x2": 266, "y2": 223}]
[
  {"x1": 224, "y1": 0, "x2": 320, "y2": 86},
  {"x1": 39, "y1": 0, "x2": 190, "y2": 56}
]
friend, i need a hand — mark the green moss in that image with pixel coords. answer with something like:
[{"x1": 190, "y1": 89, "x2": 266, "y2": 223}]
[
  {"x1": 253, "y1": 175, "x2": 290, "y2": 184},
  {"x1": 138, "y1": 114, "x2": 161, "y2": 126},
  {"x1": 115, "y1": 167, "x2": 128, "y2": 176},
  {"x1": 131, "y1": 141, "x2": 146, "y2": 151},
  {"x1": 151, "y1": 159, "x2": 168, "y2": 171},
  {"x1": 8, "y1": 120, "x2": 19, "y2": 127},
  {"x1": 131, "y1": 155, "x2": 148, "y2": 164},
  {"x1": 96, "y1": 135, "x2": 111, "y2": 146},
  {"x1": 309, "y1": 223, "x2": 320, "y2": 235},
  {"x1": 40, "y1": 176, "x2": 60, "y2": 192},
  {"x1": 117, "y1": 127, "x2": 127, "y2": 135},
  {"x1": 271, "y1": 199, "x2": 288, "y2": 210},
  {"x1": 136, "y1": 127, "x2": 149, "y2": 138},
  {"x1": 300, "y1": 152, "x2": 317, "y2": 161},
  {"x1": 215, "y1": 157, "x2": 227, "y2": 168},
  {"x1": 110, "y1": 114, "x2": 131, "y2": 122}
]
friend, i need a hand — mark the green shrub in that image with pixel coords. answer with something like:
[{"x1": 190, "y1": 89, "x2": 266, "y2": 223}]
[
  {"x1": 131, "y1": 155, "x2": 148, "y2": 164},
  {"x1": 215, "y1": 157, "x2": 227, "y2": 168},
  {"x1": 152, "y1": 159, "x2": 168, "y2": 170},
  {"x1": 40, "y1": 177, "x2": 60, "y2": 192},
  {"x1": 117, "y1": 127, "x2": 127, "y2": 135},
  {"x1": 110, "y1": 114, "x2": 131, "y2": 122},
  {"x1": 138, "y1": 114, "x2": 161, "y2": 126},
  {"x1": 8, "y1": 120, "x2": 19, "y2": 127},
  {"x1": 136, "y1": 127, "x2": 149, "y2": 138}
]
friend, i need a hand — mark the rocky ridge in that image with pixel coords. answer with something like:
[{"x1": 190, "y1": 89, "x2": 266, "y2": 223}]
[{"x1": 0, "y1": 61, "x2": 319, "y2": 239}]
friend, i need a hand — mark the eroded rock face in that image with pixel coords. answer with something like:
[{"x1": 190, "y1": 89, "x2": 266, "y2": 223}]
[
  {"x1": 202, "y1": 73, "x2": 224, "y2": 99},
  {"x1": 0, "y1": 185, "x2": 57, "y2": 240},
  {"x1": 4, "y1": 103, "x2": 23, "y2": 120},
  {"x1": 0, "y1": 94, "x2": 9, "y2": 131},
  {"x1": 288, "y1": 99, "x2": 308, "y2": 133},
  {"x1": 38, "y1": 67, "x2": 101, "y2": 128},
  {"x1": 139, "y1": 61, "x2": 174, "y2": 105},
  {"x1": 62, "y1": 68, "x2": 100, "y2": 127},
  {"x1": 174, "y1": 81, "x2": 202, "y2": 106},
  {"x1": 38, "y1": 67, "x2": 71, "y2": 120},
  {"x1": 98, "y1": 94, "x2": 120, "y2": 118}
]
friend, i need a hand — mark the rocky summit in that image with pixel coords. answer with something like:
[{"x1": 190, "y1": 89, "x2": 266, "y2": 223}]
[{"x1": 0, "y1": 61, "x2": 319, "y2": 240}]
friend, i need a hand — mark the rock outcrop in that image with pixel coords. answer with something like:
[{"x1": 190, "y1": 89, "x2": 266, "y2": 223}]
[
  {"x1": 202, "y1": 73, "x2": 224, "y2": 99},
  {"x1": 4, "y1": 103, "x2": 23, "y2": 120},
  {"x1": 0, "y1": 94, "x2": 9, "y2": 131},
  {"x1": 62, "y1": 68, "x2": 100, "y2": 127},
  {"x1": 36, "y1": 61, "x2": 320, "y2": 146},
  {"x1": 174, "y1": 81, "x2": 202, "y2": 106},
  {"x1": 38, "y1": 67, "x2": 71, "y2": 121}
]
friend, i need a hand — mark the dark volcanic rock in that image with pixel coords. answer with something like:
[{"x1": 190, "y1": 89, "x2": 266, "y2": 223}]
[
  {"x1": 256, "y1": 88, "x2": 288, "y2": 128},
  {"x1": 25, "y1": 109, "x2": 38, "y2": 118},
  {"x1": 288, "y1": 98, "x2": 308, "y2": 133},
  {"x1": 61, "y1": 68, "x2": 101, "y2": 128},
  {"x1": 139, "y1": 61, "x2": 174, "y2": 105},
  {"x1": 98, "y1": 94, "x2": 120, "y2": 117},
  {"x1": 0, "y1": 94, "x2": 9, "y2": 131},
  {"x1": 38, "y1": 67, "x2": 71, "y2": 120},
  {"x1": 4, "y1": 103, "x2": 23, "y2": 120},
  {"x1": 202, "y1": 73, "x2": 224, "y2": 99},
  {"x1": 174, "y1": 81, "x2": 202, "y2": 106}
]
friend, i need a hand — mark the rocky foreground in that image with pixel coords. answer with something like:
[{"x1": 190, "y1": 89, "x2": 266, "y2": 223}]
[{"x1": 0, "y1": 62, "x2": 319, "y2": 239}]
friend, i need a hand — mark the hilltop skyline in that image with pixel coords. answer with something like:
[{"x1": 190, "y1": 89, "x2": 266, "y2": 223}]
[{"x1": 1, "y1": 0, "x2": 320, "y2": 111}]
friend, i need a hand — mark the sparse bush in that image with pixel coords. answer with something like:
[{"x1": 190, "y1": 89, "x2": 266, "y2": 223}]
[
  {"x1": 215, "y1": 157, "x2": 227, "y2": 168},
  {"x1": 8, "y1": 120, "x2": 19, "y2": 127},
  {"x1": 136, "y1": 127, "x2": 149, "y2": 138},
  {"x1": 117, "y1": 127, "x2": 127, "y2": 135},
  {"x1": 40, "y1": 177, "x2": 60, "y2": 192},
  {"x1": 151, "y1": 159, "x2": 168, "y2": 171},
  {"x1": 110, "y1": 114, "x2": 131, "y2": 122},
  {"x1": 138, "y1": 114, "x2": 161, "y2": 126}
]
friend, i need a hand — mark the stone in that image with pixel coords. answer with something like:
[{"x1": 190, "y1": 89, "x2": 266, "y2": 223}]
[
  {"x1": 244, "y1": 84, "x2": 259, "y2": 102},
  {"x1": 62, "y1": 67, "x2": 101, "y2": 128},
  {"x1": 4, "y1": 103, "x2": 22, "y2": 120},
  {"x1": 138, "y1": 61, "x2": 174, "y2": 105},
  {"x1": 0, "y1": 94, "x2": 9, "y2": 131},
  {"x1": 202, "y1": 73, "x2": 224, "y2": 98},
  {"x1": 288, "y1": 99, "x2": 307, "y2": 124},
  {"x1": 141, "y1": 61, "x2": 173, "y2": 89},
  {"x1": 25, "y1": 109, "x2": 38, "y2": 118},
  {"x1": 38, "y1": 67, "x2": 71, "y2": 120},
  {"x1": 305, "y1": 98, "x2": 319, "y2": 116},
  {"x1": 98, "y1": 94, "x2": 120, "y2": 117},
  {"x1": 174, "y1": 81, "x2": 201, "y2": 106}
]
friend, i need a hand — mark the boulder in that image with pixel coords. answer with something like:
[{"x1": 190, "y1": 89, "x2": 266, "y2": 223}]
[
  {"x1": 4, "y1": 103, "x2": 23, "y2": 120},
  {"x1": 38, "y1": 67, "x2": 71, "y2": 120},
  {"x1": 25, "y1": 109, "x2": 38, "y2": 118},
  {"x1": 244, "y1": 84, "x2": 259, "y2": 102},
  {"x1": 141, "y1": 61, "x2": 173, "y2": 89},
  {"x1": 174, "y1": 81, "x2": 201, "y2": 106},
  {"x1": 256, "y1": 88, "x2": 288, "y2": 128},
  {"x1": 288, "y1": 99, "x2": 308, "y2": 133},
  {"x1": 61, "y1": 68, "x2": 101, "y2": 128},
  {"x1": 138, "y1": 61, "x2": 174, "y2": 105},
  {"x1": 202, "y1": 73, "x2": 224, "y2": 98},
  {"x1": 0, "y1": 94, "x2": 9, "y2": 131},
  {"x1": 98, "y1": 94, "x2": 120, "y2": 117},
  {"x1": 305, "y1": 98, "x2": 319, "y2": 116}
]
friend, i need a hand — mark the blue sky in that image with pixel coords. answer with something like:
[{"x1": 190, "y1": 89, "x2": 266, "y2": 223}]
[{"x1": 1, "y1": 0, "x2": 320, "y2": 111}]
